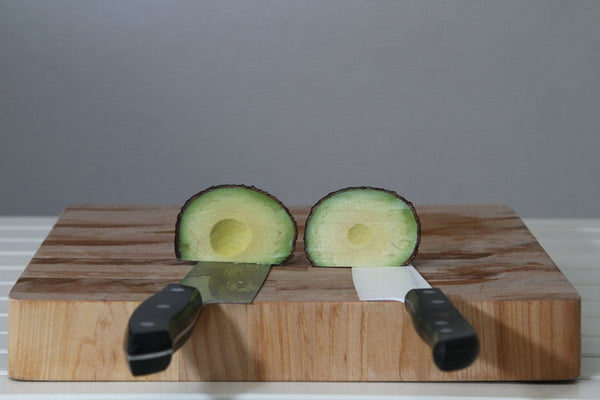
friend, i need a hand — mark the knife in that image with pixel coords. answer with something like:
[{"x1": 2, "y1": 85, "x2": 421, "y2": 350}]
[
  {"x1": 352, "y1": 265, "x2": 479, "y2": 371},
  {"x1": 125, "y1": 261, "x2": 270, "y2": 376}
]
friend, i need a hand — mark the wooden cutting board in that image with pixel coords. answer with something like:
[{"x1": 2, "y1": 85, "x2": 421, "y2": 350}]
[{"x1": 8, "y1": 205, "x2": 580, "y2": 381}]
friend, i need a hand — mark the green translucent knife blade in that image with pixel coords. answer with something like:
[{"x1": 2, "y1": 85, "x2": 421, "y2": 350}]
[{"x1": 180, "y1": 261, "x2": 270, "y2": 304}]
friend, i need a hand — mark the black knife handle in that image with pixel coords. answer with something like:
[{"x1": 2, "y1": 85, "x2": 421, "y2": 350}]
[
  {"x1": 404, "y1": 288, "x2": 479, "y2": 371},
  {"x1": 125, "y1": 283, "x2": 203, "y2": 376}
]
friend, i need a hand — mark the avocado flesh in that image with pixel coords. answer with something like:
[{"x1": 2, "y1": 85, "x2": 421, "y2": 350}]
[
  {"x1": 176, "y1": 185, "x2": 297, "y2": 265},
  {"x1": 304, "y1": 187, "x2": 420, "y2": 267}
]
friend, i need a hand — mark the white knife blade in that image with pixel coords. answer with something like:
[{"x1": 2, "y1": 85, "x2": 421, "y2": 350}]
[{"x1": 351, "y1": 265, "x2": 430, "y2": 302}]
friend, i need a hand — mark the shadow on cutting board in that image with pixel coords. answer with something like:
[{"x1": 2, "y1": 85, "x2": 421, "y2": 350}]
[
  {"x1": 179, "y1": 303, "x2": 265, "y2": 381},
  {"x1": 457, "y1": 299, "x2": 577, "y2": 381}
]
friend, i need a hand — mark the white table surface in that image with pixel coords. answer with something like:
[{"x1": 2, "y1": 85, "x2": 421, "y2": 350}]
[{"x1": 1, "y1": 216, "x2": 599, "y2": 399}]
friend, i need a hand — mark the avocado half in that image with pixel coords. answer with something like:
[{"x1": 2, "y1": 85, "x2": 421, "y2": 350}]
[
  {"x1": 175, "y1": 185, "x2": 297, "y2": 265},
  {"x1": 304, "y1": 187, "x2": 421, "y2": 267}
]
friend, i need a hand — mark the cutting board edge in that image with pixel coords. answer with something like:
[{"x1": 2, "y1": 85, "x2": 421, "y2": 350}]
[{"x1": 8, "y1": 296, "x2": 581, "y2": 381}]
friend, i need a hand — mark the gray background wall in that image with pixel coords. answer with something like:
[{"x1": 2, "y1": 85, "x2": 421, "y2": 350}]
[{"x1": 1, "y1": 0, "x2": 599, "y2": 217}]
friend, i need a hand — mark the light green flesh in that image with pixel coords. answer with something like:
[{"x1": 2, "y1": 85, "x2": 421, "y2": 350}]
[
  {"x1": 305, "y1": 189, "x2": 418, "y2": 267},
  {"x1": 178, "y1": 187, "x2": 295, "y2": 265}
]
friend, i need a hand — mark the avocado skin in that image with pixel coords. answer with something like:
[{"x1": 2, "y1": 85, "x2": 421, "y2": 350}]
[
  {"x1": 174, "y1": 184, "x2": 297, "y2": 265},
  {"x1": 303, "y1": 186, "x2": 421, "y2": 267}
]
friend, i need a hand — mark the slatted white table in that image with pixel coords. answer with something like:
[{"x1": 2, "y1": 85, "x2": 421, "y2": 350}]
[{"x1": 1, "y1": 216, "x2": 599, "y2": 399}]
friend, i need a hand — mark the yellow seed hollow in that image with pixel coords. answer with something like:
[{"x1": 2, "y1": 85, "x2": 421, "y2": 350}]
[
  {"x1": 210, "y1": 218, "x2": 252, "y2": 256},
  {"x1": 347, "y1": 223, "x2": 372, "y2": 246}
]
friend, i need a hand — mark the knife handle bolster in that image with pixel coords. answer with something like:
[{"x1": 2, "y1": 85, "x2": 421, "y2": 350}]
[
  {"x1": 126, "y1": 283, "x2": 203, "y2": 376},
  {"x1": 404, "y1": 288, "x2": 479, "y2": 372}
]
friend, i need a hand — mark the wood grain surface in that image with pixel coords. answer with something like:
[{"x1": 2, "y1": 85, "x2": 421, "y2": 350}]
[{"x1": 8, "y1": 205, "x2": 581, "y2": 381}]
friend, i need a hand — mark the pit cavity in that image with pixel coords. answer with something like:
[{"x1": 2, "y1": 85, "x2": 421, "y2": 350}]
[
  {"x1": 210, "y1": 218, "x2": 252, "y2": 256},
  {"x1": 347, "y1": 223, "x2": 372, "y2": 246}
]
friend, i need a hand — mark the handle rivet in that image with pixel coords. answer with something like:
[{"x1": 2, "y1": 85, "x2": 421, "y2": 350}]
[
  {"x1": 156, "y1": 304, "x2": 171, "y2": 309},
  {"x1": 170, "y1": 287, "x2": 185, "y2": 292},
  {"x1": 434, "y1": 320, "x2": 448, "y2": 326},
  {"x1": 140, "y1": 321, "x2": 155, "y2": 327},
  {"x1": 430, "y1": 299, "x2": 445, "y2": 304},
  {"x1": 441, "y1": 327, "x2": 454, "y2": 333}
]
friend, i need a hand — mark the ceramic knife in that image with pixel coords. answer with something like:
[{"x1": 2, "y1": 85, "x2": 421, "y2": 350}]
[
  {"x1": 125, "y1": 261, "x2": 270, "y2": 376},
  {"x1": 352, "y1": 265, "x2": 479, "y2": 371}
]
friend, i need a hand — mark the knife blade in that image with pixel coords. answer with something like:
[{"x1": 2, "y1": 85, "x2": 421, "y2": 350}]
[
  {"x1": 352, "y1": 266, "x2": 479, "y2": 371},
  {"x1": 125, "y1": 261, "x2": 270, "y2": 376}
]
